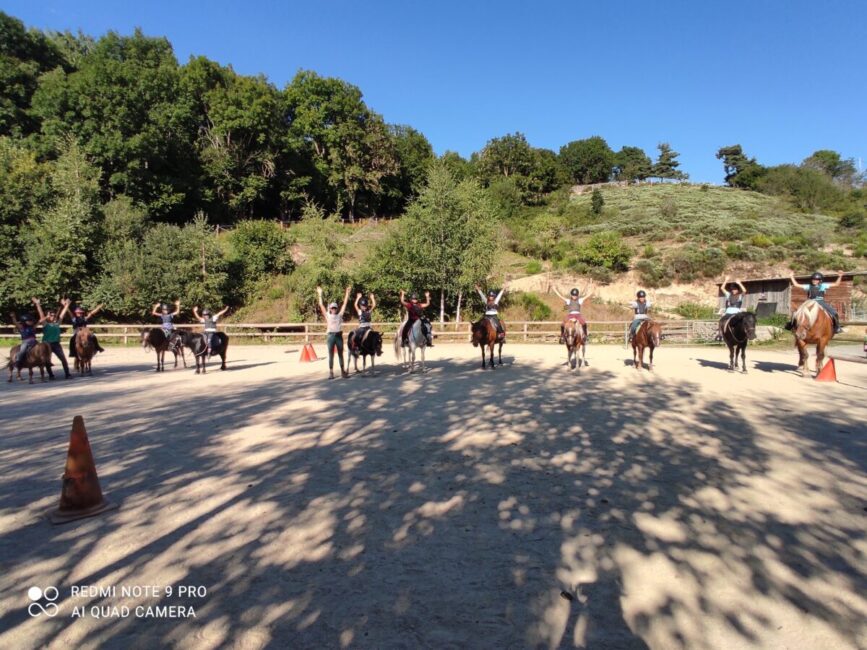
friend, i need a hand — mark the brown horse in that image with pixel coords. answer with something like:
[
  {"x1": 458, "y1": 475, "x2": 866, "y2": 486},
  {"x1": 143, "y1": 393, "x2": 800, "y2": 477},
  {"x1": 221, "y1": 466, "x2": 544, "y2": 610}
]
[
  {"x1": 791, "y1": 300, "x2": 835, "y2": 376},
  {"x1": 471, "y1": 317, "x2": 505, "y2": 369},
  {"x1": 631, "y1": 320, "x2": 662, "y2": 371},
  {"x1": 7, "y1": 342, "x2": 53, "y2": 383},
  {"x1": 563, "y1": 319, "x2": 586, "y2": 371},
  {"x1": 141, "y1": 328, "x2": 186, "y2": 372},
  {"x1": 74, "y1": 326, "x2": 95, "y2": 376}
]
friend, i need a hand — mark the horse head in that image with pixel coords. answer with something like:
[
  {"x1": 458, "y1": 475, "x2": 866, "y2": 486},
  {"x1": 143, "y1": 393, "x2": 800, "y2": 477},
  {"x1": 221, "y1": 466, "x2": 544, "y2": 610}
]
[
  {"x1": 471, "y1": 320, "x2": 485, "y2": 347},
  {"x1": 370, "y1": 331, "x2": 383, "y2": 356},
  {"x1": 741, "y1": 313, "x2": 758, "y2": 341},
  {"x1": 648, "y1": 322, "x2": 662, "y2": 347}
]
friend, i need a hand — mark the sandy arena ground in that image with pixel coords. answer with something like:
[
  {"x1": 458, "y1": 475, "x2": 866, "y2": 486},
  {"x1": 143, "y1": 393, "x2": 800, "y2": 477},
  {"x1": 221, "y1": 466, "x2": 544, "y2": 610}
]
[{"x1": 0, "y1": 342, "x2": 865, "y2": 649}]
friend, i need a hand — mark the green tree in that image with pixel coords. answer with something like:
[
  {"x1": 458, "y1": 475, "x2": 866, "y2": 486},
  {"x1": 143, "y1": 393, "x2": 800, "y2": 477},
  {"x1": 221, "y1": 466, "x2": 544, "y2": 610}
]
[
  {"x1": 802, "y1": 150, "x2": 859, "y2": 187},
  {"x1": 226, "y1": 219, "x2": 294, "y2": 299},
  {"x1": 716, "y1": 144, "x2": 764, "y2": 189},
  {"x1": 559, "y1": 136, "x2": 614, "y2": 184},
  {"x1": 5, "y1": 138, "x2": 102, "y2": 304},
  {"x1": 613, "y1": 146, "x2": 652, "y2": 182},
  {"x1": 440, "y1": 150, "x2": 473, "y2": 181},
  {"x1": 379, "y1": 124, "x2": 434, "y2": 215},
  {"x1": 31, "y1": 29, "x2": 198, "y2": 219},
  {"x1": 652, "y1": 142, "x2": 688, "y2": 181},
  {"x1": 591, "y1": 188, "x2": 604, "y2": 214},
  {"x1": 476, "y1": 133, "x2": 535, "y2": 181},
  {"x1": 524, "y1": 147, "x2": 565, "y2": 203},
  {"x1": 758, "y1": 165, "x2": 843, "y2": 212}
]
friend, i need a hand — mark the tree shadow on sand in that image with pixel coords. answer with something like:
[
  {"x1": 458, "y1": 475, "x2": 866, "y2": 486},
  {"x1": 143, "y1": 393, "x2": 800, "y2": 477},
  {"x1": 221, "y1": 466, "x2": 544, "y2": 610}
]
[{"x1": 0, "y1": 355, "x2": 865, "y2": 648}]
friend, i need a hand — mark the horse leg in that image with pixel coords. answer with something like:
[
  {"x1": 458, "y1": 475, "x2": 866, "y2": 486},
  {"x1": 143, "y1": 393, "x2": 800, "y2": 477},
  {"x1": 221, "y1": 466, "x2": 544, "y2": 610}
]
[
  {"x1": 649, "y1": 344, "x2": 655, "y2": 371},
  {"x1": 498, "y1": 341, "x2": 503, "y2": 365},
  {"x1": 815, "y1": 341, "x2": 825, "y2": 376},
  {"x1": 28, "y1": 367, "x2": 34, "y2": 384},
  {"x1": 480, "y1": 345, "x2": 485, "y2": 370},
  {"x1": 796, "y1": 341, "x2": 808, "y2": 377},
  {"x1": 740, "y1": 344, "x2": 747, "y2": 373}
]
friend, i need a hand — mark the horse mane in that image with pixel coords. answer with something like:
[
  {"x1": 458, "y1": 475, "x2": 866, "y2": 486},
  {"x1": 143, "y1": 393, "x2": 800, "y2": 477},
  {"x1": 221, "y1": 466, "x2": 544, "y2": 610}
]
[{"x1": 793, "y1": 300, "x2": 820, "y2": 329}]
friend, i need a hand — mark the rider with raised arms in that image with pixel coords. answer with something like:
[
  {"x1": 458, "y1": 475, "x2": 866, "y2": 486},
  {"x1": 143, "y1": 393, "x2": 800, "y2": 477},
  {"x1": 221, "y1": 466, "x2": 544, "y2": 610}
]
[
  {"x1": 152, "y1": 300, "x2": 181, "y2": 336},
  {"x1": 786, "y1": 271, "x2": 844, "y2": 334},
  {"x1": 65, "y1": 300, "x2": 105, "y2": 359},
  {"x1": 475, "y1": 284, "x2": 506, "y2": 341},
  {"x1": 399, "y1": 290, "x2": 434, "y2": 347},
  {"x1": 193, "y1": 305, "x2": 229, "y2": 356},
  {"x1": 553, "y1": 282, "x2": 594, "y2": 344},
  {"x1": 718, "y1": 276, "x2": 747, "y2": 340},
  {"x1": 350, "y1": 292, "x2": 377, "y2": 353}
]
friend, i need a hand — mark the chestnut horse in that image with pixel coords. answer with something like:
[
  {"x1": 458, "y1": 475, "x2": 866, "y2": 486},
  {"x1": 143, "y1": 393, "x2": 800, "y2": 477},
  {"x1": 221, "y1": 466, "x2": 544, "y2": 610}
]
[
  {"x1": 74, "y1": 326, "x2": 95, "y2": 376},
  {"x1": 141, "y1": 328, "x2": 187, "y2": 372},
  {"x1": 791, "y1": 300, "x2": 835, "y2": 376},
  {"x1": 631, "y1": 320, "x2": 662, "y2": 371},
  {"x1": 471, "y1": 317, "x2": 505, "y2": 369},
  {"x1": 563, "y1": 320, "x2": 586, "y2": 371},
  {"x1": 6, "y1": 342, "x2": 53, "y2": 383}
]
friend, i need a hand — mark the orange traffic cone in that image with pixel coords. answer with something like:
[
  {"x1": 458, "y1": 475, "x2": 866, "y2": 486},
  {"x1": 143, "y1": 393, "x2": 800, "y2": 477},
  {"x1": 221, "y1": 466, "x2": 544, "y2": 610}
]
[
  {"x1": 49, "y1": 416, "x2": 117, "y2": 524},
  {"x1": 814, "y1": 358, "x2": 837, "y2": 382},
  {"x1": 299, "y1": 343, "x2": 319, "y2": 362}
]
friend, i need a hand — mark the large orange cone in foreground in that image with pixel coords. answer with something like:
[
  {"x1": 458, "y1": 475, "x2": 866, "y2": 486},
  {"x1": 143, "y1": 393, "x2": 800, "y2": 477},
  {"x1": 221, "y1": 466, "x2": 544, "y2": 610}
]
[
  {"x1": 299, "y1": 343, "x2": 319, "y2": 362},
  {"x1": 49, "y1": 416, "x2": 117, "y2": 524},
  {"x1": 814, "y1": 358, "x2": 837, "y2": 382}
]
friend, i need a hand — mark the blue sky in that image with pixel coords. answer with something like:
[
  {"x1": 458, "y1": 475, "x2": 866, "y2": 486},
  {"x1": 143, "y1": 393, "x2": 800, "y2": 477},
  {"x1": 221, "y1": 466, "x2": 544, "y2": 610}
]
[{"x1": 4, "y1": 0, "x2": 865, "y2": 182}]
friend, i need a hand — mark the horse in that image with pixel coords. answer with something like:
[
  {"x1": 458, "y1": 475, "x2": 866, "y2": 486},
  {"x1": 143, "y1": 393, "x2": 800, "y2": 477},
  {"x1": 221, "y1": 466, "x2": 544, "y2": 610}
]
[
  {"x1": 393, "y1": 318, "x2": 427, "y2": 374},
  {"x1": 349, "y1": 329, "x2": 383, "y2": 375},
  {"x1": 563, "y1": 319, "x2": 586, "y2": 371},
  {"x1": 791, "y1": 300, "x2": 835, "y2": 377},
  {"x1": 6, "y1": 342, "x2": 53, "y2": 383},
  {"x1": 471, "y1": 317, "x2": 505, "y2": 369},
  {"x1": 178, "y1": 330, "x2": 229, "y2": 373},
  {"x1": 631, "y1": 319, "x2": 663, "y2": 371},
  {"x1": 74, "y1": 326, "x2": 95, "y2": 376},
  {"x1": 720, "y1": 312, "x2": 756, "y2": 373},
  {"x1": 141, "y1": 328, "x2": 187, "y2": 372}
]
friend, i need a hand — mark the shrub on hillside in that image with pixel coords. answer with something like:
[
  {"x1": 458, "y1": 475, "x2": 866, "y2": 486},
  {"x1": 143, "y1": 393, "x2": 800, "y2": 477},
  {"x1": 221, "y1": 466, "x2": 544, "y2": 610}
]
[
  {"x1": 674, "y1": 302, "x2": 717, "y2": 319},
  {"x1": 226, "y1": 220, "x2": 295, "y2": 299},
  {"x1": 517, "y1": 292, "x2": 552, "y2": 321},
  {"x1": 575, "y1": 232, "x2": 631, "y2": 271},
  {"x1": 525, "y1": 260, "x2": 543, "y2": 274},
  {"x1": 666, "y1": 246, "x2": 726, "y2": 281},
  {"x1": 634, "y1": 259, "x2": 671, "y2": 288}
]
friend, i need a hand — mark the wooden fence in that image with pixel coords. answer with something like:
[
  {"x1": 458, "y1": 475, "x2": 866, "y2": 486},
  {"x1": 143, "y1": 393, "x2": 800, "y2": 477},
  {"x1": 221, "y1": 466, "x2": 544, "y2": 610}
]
[{"x1": 0, "y1": 320, "x2": 724, "y2": 345}]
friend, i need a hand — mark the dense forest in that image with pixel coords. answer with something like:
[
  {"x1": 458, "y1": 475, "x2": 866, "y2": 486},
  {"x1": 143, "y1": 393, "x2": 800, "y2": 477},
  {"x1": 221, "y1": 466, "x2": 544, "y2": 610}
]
[{"x1": 1, "y1": 12, "x2": 864, "y2": 321}]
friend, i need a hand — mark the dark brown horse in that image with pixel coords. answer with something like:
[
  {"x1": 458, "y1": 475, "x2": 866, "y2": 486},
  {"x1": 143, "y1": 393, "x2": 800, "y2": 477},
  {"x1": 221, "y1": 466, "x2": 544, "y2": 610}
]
[
  {"x1": 720, "y1": 312, "x2": 756, "y2": 373},
  {"x1": 7, "y1": 342, "x2": 52, "y2": 383},
  {"x1": 791, "y1": 300, "x2": 835, "y2": 377},
  {"x1": 563, "y1": 319, "x2": 586, "y2": 371},
  {"x1": 631, "y1": 320, "x2": 662, "y2": 371},
  {"x1": 74, "y1": 326, "x2": 95, "y2": 376},
  {"x1": 471, "y1": 317, "x2": 505, "y2": 369},
  {"x1": 141, "y1": 328, "x2": 186, "y2": 372}
]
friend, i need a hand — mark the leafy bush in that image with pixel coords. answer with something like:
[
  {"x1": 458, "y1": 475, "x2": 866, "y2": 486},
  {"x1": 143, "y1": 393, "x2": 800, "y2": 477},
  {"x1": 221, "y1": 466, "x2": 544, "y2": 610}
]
[
  {"x1": 750, "y1": 233, "x2": 773, "y2": 248},
  {"x1": 666, "y1": 246, "x2": 726, "y2": 281},
  {"x1": 574, "y1": 232, "x2": 631, "y2": 271},
  {"x1": 839, "y1": 212, "x2": 865, "y2": 230},
  {"x1": 758, "y1": 312, "x2": 790, "y2": 327},
  {"x1": 591, "y1": 188, "x2": 604, "y2": 215},
  {"x1": 226, "y1": 219, "x2": 294, "y2": 299},
  {"x1": 674, "y1": 302, "x2": 717, "y2": 319},
  {"x1": 518, "y1": 292, "x2": 552, "y2": 320},
  {"x1": 634, "y1": 258, "x2": 671, "y2": 288},
  {"x1": 659, "y1": 197, "x2": 678, "y2": 220},
  {"x1": 642, "y1": 243, "x2": 657, "y2": 258},
  {"x1": 524, "y1": 260, "x2": 543, "y2": 274}
]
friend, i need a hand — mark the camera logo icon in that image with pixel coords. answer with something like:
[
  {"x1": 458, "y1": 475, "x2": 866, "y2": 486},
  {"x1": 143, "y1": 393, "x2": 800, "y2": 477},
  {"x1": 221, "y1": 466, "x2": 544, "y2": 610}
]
[{"x1": 27, "y1": 586, "x2": 59, "y2": 617}]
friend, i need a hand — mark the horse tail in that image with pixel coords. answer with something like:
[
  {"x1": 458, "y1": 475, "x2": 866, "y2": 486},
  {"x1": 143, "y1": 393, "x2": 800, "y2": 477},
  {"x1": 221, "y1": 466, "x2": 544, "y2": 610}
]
[{"x1": 393, "y1": 323, "x2": 403, "y2": 360}]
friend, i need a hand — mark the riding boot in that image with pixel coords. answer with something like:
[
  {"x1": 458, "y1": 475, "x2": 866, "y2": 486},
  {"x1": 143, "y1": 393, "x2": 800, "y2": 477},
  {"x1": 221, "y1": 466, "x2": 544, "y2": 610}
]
[
  {"x1": 559, "y1": 325, "x2": 565, "y2": 345},
  {"x1": 833, "y1": 316, "x2": 843, "y2": 334},
  {"x1": 783, "y1": 320, "x2": 794, "y2": 331}
]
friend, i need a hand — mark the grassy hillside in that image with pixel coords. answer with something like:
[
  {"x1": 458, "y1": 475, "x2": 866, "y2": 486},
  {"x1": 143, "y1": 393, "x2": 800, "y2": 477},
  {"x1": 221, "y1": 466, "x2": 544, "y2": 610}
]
[{"x1": 231, "y1": 183, "x2": 866, "y2": 323}]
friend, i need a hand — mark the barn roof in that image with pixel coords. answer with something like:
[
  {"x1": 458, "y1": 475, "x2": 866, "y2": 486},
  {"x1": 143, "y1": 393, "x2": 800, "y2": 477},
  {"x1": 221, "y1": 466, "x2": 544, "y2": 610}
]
[{"x1": 716, "y1": 270, "x2": 867, "y2": 286}]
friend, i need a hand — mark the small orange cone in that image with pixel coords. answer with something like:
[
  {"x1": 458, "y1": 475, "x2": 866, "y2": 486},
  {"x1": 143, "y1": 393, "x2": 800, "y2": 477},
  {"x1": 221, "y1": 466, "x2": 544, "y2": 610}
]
[
  {"x1": 815, "y1": 358, "x2": 837, "y2": 382},
  {"x1": 49, "y1": 416, "x2": 117, "y2": 524},
  {"x1": 299, "y1": 343, "x2": 319, "y2": 362}
]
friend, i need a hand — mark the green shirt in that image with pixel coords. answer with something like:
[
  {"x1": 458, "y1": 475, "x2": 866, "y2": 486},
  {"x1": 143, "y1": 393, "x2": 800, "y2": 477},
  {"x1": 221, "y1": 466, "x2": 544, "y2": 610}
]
[{"x1": 42, "y1": 322, "x2": 61, "y2": 343}]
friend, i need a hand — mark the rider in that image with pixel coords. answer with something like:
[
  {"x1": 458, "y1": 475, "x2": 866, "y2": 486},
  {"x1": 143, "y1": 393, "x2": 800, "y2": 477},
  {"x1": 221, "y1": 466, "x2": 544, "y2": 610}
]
[
  {"x1": 32, "y1": 297, "x2": 71, "y2": 379},
  {"x1": 475, "y1": 284, "x2": 506, "y2": 341},
  {"x1": 9, "y1": 310, "x2": 38, "y2": 371},
  {"x1": 717, "y1": 276, "x2": 747, "y2": 340},
  {"x1": 627, "y1": 290, "x2": 653, "y2": 344},
  {"x1": 66, "y1": 301, "x2": 105, "y2": 359},
  {"x1": 349, "y1": 292, "x2": 377, "y2": 354},
  {"x1": 317, "y1": 285, "x2": 351, "y2": 379},
  {"x1": 193, "y1": 305, "x2": 229, "y2": 355},
  {"x1": 399, "y1": 290, "x2": 434, "y2": 347},
  {"x1": 152, "y1": 300, "x2": 181, "y2": 336},
  {"x1": 553, "y1": 283, "x2": 593, "y2": 343},
  {"x1": 786, "y1": 271, "x2": 844, "y2": 334}
]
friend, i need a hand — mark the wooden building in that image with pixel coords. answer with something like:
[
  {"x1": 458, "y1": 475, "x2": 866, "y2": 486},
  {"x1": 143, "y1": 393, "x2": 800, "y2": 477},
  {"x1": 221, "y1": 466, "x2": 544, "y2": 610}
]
[{"x1": 716, "y1": 271, "x2": 866, "y2": 319}]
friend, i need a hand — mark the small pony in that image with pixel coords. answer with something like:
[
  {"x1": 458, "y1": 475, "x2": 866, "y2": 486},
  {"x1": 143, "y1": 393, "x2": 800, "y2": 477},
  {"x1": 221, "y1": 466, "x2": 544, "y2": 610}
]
[
  {"x1": 631, "y1": 320, "x2": 662, "y2": 371},
  {"x1": 74, "y1": 327, "x2": 95, "y2": 376},
  {"x1": 7, "y1": 342, "x2": 53, "y2": 383},
  {"x1": 471, "y1": 317, "x2": 505, "y2": 370},
  {"x1": 349, "y1": 329, "x2": 383, "y2": 375},
  {"x1": 563, "y1": 320, "x2": 586, "y2": 371}
]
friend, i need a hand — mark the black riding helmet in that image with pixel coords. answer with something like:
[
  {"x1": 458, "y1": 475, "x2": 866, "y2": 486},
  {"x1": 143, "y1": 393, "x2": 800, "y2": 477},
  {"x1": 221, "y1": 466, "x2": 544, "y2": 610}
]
[
  {"x1": 410, "y1": 293, "x2": 419, "y2": 302},
  {"x1": 21, "y1": 313, "x2": 35, "y2": 322},
  {"x1": 570, "y1": 288, "x2": 579, "y2": 297},
  {"x1": 359, "y1": 297, "x2": 369, "y2": 308},
  {"x1": 636, "y1": 290, "x2": 646, "y2": 298},
  {"x1": 202, "y1": 308, "x2": 211, "y2": 316},
  {"x1": 487, "y1": 289, "x2": 497, "y2": 299},
  {"x1": 161, "y1": 303, "x2": 169, "y2": 311},
  {"x1": 811, "y1": 272, "x2": 824, "y2": 283}
]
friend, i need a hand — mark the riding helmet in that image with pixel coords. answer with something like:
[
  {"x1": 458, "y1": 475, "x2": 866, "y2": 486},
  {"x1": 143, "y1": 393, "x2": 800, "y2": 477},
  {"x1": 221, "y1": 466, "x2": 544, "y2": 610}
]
[
  {"x1": 637, "y1": 290, "x2": 646, "y2": 298},
  {"x1": 161, "y1": 303, "x2": 169, "y2": 310},
  {"x1": 811, "y1": 272, "x2": 824, "y2": 282},
  {"x1": 570, "y1": 288, "x2": 579, "y2": 297},
  {"x1": 359, "y1": 298, "x2": 369, "y2": 307},
  {"x1": 202, "y1": 308, "x2": 211, "y2": 315},
  {"x1": 74, "y1": 306, "x2": 85, "y2": 314},
  {"x1": 410, "y1": 293, "x2": 419, "y2": 301},
  {"x1": 328, "y1": 302, "x2": 339, "y2": 310},
  {"x1": 21, "y1": 313, "x2": 35, "y2": 322},
  {"x1": 487, "y1": 290, "x2": 497, "y2": 299}
]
